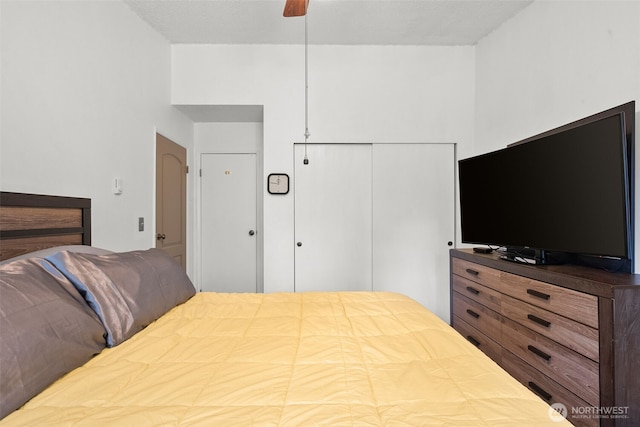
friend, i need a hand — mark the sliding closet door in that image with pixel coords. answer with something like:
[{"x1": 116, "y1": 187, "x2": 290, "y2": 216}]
[
  {"x1": 294, "y1": 144, "x2": 372, "y2": 292},
  {"x1": 373, "y1": 143, "x2": 455, "y2": 322}
]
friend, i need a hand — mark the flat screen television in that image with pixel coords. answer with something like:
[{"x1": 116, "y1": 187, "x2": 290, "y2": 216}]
[{"x1": 459, "y1": 102, "x2": 635, "y2": 272}]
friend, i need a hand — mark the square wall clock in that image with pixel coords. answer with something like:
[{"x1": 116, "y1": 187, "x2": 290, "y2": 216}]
[{"x1": 268, "y1": 173, "x2": 289, "y2": 194}]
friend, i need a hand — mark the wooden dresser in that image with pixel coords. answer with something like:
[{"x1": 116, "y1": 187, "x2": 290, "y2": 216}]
[{"x1": 450, "y1": 249, "x2": 640, "y2": 427}]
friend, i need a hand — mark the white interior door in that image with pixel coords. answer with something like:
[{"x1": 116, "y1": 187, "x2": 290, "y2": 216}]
[
  {"x1": 200, "y1": 153, "x2": 257, "y2": 293},
  {"x1": 294, "y1": 144, "x2": 372, "y2": 292},
  {"x1": 372, "y1": 143, "x2": 455, "y2": 322}
]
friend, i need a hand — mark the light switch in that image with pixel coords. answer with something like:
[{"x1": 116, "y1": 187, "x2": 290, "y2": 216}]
[{"x1": 138, "y1": 217, "x2": 144, "y2": 232}]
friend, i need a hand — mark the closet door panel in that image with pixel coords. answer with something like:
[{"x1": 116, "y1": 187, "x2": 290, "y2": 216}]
[
  {"x1": 372, "y1": 143, "x2": 455, "y2": 322},
  {"x1": 294, "y1": 144, "x2": 373, "y2": 292}
]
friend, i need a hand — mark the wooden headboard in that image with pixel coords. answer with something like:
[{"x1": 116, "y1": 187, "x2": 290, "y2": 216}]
[{"x1": 0, "y1": 192, "x2": 91, "y2": 261}]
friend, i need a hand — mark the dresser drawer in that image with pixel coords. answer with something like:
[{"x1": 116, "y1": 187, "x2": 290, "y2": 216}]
[
  {"x1": 501, "y1": 295, "x2": 599, "y2": 361},
  {"x1": 499, "y1": 271, "x2": 599, "y2": 329},
  {"x1": 452, "y1": 292, "x2": 503, "y2": 343},
  {"x1": 451, "y1": 249, "x2": 640, "y2": 426},
  {"x1": 451, "y1": 258, "x2": 501, "y2": 291},
  {"x1": 501, "y1": 317, "x2": 599, "y2": 406},
  {"x1": 452, "y1": 274, "x2": 501, "y2": 313},
  {"x1": 453, "y1": 316, "x2": 503, "y2": 364},
  {"x1": 501, "y1": 351, "x2": 597, "y2": 427}
]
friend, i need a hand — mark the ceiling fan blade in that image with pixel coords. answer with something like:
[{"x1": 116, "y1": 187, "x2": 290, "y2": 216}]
[{"x1": 283, "y1": 0, "x2": 309, "y2": 17}]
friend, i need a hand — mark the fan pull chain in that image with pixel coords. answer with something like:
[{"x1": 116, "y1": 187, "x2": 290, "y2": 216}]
[{"x1": 303, "y1": 12, "x2": 310, "y2": 165}]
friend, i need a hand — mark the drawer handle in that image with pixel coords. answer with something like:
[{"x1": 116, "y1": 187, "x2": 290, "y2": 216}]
[
  {"x1": 465, "y1": 268, "x2": 479, "y2": 276},
  {"x1": 527, "y1": 314, "x2": 551, "y2": 328},
  {"x1": 528, "y1": 345, "x2": 551, "y2": 361},
  {"x1": 466, "y1": 336, "x2": 480, "y2": 347},
  {"x1": 466, "y1": 286, "x2": 480, "y2": 295},
  {"x1": 466, "y1": 309, "x2": 480, "y2": 319},
  {"x1": 528, "y1": 381, "x2": 552, "y2": 402},
  {"x1": 526, "y1": 289, "x2": 550, "y2": 300}
]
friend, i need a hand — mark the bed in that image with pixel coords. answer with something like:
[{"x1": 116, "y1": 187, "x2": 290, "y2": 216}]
[{"x1": 0, "y1": 192, "x2": 572, "y2": 425}]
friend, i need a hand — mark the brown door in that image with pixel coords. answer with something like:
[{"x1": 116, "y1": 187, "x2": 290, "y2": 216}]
[{"x1": 156, "y1": 133, "x2": 187, "y2": 269}]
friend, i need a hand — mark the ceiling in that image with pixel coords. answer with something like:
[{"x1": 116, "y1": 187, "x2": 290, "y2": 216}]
[{"x1": 124, "y1": 0, "x2": 533, "y2": 46}]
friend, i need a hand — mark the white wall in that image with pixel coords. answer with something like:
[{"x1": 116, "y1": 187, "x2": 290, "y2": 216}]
[
  {"x1": 475, "y1": 0, "x2": 640, "y2": 271},
  {"x1": 195, "y1": 123, "x2": 263, "y2": 154},
  {"x1": 1, "y1": 1, "x2": 194, "y2": 272},
  {"x1": 173, "y1": 44, "x2": 475, "y2": 292}
]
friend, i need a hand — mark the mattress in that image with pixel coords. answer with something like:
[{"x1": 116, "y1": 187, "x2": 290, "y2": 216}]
[{"x1": 1, "y1": 291, "x2": 571, "y2": 426}]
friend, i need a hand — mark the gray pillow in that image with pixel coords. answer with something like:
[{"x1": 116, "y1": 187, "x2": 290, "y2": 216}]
[
  {"x1": 46, "y1": 248, "x2": 195, "y2": 347},
  {"x1": 0, "y1": 258, "x2": 106, "y2": 419}
]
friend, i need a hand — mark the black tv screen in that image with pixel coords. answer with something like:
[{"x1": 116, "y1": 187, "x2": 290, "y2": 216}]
[{"x1": 459, "y1": 112, "x2": 631, "y2": 262}]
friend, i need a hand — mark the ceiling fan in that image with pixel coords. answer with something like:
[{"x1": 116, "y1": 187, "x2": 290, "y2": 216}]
[{"x1": 283, "y1": 0, "x2": 309, "y2": 17}]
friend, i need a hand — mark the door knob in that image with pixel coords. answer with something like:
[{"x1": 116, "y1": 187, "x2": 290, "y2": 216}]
[
  {"x1": 157, "y1": 233, "x2": 166, "y2": 240},
  {"x1": 249, "y1": 230, "x2": 255, "y2": 236}
]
